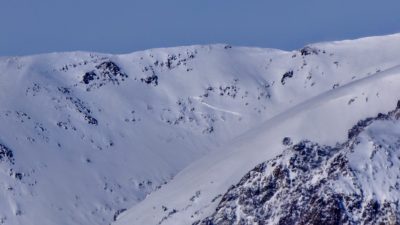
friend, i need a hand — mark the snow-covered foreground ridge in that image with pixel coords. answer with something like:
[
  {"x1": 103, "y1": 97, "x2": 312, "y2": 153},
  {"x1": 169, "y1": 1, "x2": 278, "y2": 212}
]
[
  {"x1": 1, "y1": 33, "x2": 400, "y2": 225},
  {"x1": 115, "y1": 63, "x2": 400, "y2": 225},
  {"x1": 197, "y1": 103, "x2": 400, "y2": 224}
]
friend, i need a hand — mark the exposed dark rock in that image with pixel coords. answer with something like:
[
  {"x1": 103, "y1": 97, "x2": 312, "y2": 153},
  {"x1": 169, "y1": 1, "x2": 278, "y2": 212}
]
[
  {"x1": 300, "y1": 46, "x2": 319, "y2": 56},
  {"x1": 66, "y1": 96, "x2": 98, "y2": 125},
  {"x1": 82, "y1": 71, "x2": 97, "y2": 85},
  {"x1": 95, "y1": 61, "x2": 125, "y2": 78},
  {"x1": 58, "y1": 88, "x2": 99, "y2": 126},
  {"x1": 224, "y1": 45, "x2": 232, "y2": 49},
  {"x1": 14, "y1": 172, "x2": 23, "y2": 180},
  {"x1": 113, "y1": 208, "x2": 126, "y2": 221},
  {"x1": 281, "y1": 71, "x2": 294, "y2": 85},
  {"x1": 141, "y1": 74, "x2": 158, "y2": 86},
  {"x1": 0, "y1": 143, "x2": 14, "y2": 164},
  {"x1": 82, "y1": 61, "x2": 128, "y2": 90},
  {"x1": 195, "y1": 102, "x2": 400, "y2": 225},
  {"x1": 282, "y1": 137, "x2": 292, "y2": 146}
]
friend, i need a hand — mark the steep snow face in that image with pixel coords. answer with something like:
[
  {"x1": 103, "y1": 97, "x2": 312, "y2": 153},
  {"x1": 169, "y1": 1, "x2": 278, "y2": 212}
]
[
  {"x1": 1, "y1": 34, "x2": 400, "y2": 225},
  {"x1": 195, "y1": 105, "x2": 400, "y2": 225},
  {"x1": 114, "y1": 64, "x2": 400, "y2": 224}
]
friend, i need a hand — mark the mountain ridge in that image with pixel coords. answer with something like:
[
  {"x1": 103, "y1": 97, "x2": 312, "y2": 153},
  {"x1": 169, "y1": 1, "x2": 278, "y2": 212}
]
[
  {"x1": 196, "y1": 100, "x2": 400, "y2": 224},
  {"x1": 1, "y1": 33, "x2": 400, "y2": 225},
  {"x1": 113, "y1": 35, "x2": 400, "y2": 225}
]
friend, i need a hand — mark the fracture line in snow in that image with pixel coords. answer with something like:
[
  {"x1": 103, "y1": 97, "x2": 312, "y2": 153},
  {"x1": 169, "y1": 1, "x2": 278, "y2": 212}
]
[{"x1": 192, "y1": 96, "x2": 242, "y2": 117}]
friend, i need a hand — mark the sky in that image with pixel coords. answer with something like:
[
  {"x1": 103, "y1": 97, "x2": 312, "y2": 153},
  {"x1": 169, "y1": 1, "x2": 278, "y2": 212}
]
[{"x1": 1, "y1": 0, "x2": 400, "y2": 56}]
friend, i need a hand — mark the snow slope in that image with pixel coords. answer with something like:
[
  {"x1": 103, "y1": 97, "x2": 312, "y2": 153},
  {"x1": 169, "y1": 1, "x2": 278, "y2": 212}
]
[
  {"x1": 114, "y1": 35, "x2": 400, "y2": 225},
  {"x1": 196, "y1": 105, "x2": 400, "y2": 224},
  {"x1": 1, "y1": 34, "x2": 400, "y2": 225}
]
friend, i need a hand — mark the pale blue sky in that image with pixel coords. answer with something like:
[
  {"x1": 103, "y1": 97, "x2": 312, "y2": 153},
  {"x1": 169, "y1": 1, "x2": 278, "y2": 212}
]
[{"x1": 1, "y1": 0, "x2": 400, "y2": 56}]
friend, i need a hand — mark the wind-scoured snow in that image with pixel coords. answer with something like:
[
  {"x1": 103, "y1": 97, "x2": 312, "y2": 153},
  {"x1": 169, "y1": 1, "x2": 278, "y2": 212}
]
[
  {"x1": 1, "y1": 34, "x2": 400, "y2": 225},
  {"x1": 114, "y1": 34, "x2": 400, "y2": 225}
]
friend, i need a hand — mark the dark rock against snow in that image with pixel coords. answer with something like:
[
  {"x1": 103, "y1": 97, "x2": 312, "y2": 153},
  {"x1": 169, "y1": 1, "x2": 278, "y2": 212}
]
[
  {"x1": 82, "y1": 61, "x2": 128, "y2": 90},
  {"x1": 195, "y1": 102, "x2": 400, "y2": 225},
  {"x1": 281, "y1": 70, "x2": 294, "y2": 85}
]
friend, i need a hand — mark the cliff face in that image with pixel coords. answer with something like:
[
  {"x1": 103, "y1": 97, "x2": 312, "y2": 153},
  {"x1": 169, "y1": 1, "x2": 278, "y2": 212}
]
[{"x1": 195, "y1": 103, "x2": 400, "y2": 225}]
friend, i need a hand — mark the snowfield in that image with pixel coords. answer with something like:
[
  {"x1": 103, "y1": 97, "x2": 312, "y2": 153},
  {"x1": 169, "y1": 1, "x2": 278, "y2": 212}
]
[
  {"x1": 115, "y1": 65, "x2": 400, "y2": 225},
  {"x1": 1, "y1": 33, "x2": 400, "y2": 225}
]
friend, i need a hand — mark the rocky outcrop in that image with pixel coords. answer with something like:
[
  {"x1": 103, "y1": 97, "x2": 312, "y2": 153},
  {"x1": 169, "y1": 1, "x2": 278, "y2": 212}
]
[
  {"x1": 82, "y1": 61, "x2": 128, "y2": 91},
  {"x1": 195, "y1": 102, "x2": 400, "y2": 225},
  {"x1": 0, "y1": 143, "x2": 14, "y2": 164}
]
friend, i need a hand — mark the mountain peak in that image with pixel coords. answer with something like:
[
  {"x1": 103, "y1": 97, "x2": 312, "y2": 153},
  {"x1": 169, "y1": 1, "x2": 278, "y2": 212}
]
[{"x1": 2, "y1": 34, "x2": 400, "y2": 225}]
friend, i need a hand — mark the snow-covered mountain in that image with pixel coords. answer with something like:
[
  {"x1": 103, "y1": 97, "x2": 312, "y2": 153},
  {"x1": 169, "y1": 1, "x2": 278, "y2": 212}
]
[
  {"x1": 1, "y1": 33, "x2": 400, "y2": 225},
  {"x1": 195, "y1": 104, "x2": 400, "y2": 225}
]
